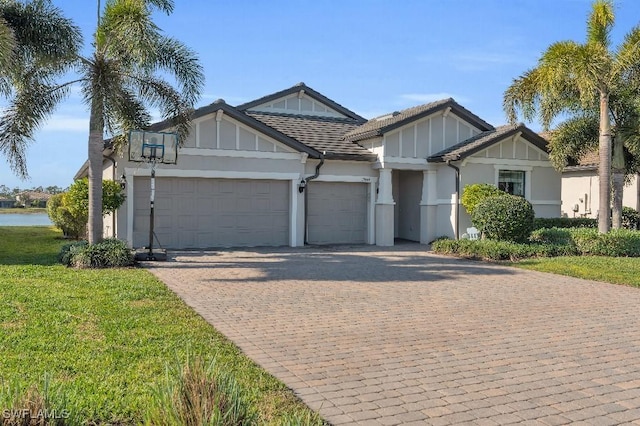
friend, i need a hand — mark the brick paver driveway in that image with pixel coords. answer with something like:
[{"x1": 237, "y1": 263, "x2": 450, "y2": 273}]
[{"x1": 146, "y1": 244, "x2": 640, "y2": 425}]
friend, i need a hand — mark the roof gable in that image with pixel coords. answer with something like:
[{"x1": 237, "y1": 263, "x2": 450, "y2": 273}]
[
  {"x1": 427, "y1": 123, "x2": 549, "y2": 163},
  {"x1": 236, "y1": 82, "x2": 366, "y2": 122},
  {"x1": 149, "y1": 100, "x2": 321, "y2": 158},
  {"x1": 345, "y1": 98, "x2": 494, "y2": 142}
]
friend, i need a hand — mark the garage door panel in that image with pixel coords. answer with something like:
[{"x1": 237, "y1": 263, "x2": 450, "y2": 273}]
[
  {"x1": 133, "y1": 177, "x2": 288, "y2": 248},
  {"x1": 307, "y1": 182, "x2": 367, "y2": 245}
]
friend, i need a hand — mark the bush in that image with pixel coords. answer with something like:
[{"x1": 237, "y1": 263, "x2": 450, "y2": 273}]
[
  {"x1": 472, "y1": 194, "x2": 535, "y2": 243},
  {"x1": 59, "y1": 238, "x2": 133, "y2": 268},
  {"x1": 146, "y1": 355, "x2": 257, "y2": 425},
  {"x1": 460, "y1": 183, "x2": 505, "y2": 216},
  {"x1": 47, "y1": 179, "x2": 126, "y2": 238},
  {"x1": 529, "y1": 228, "x2": 574, "y2": 246},
  {"x1": 622, "y1": 206, "x2": 640, "y2": 230},
  {"x1": 47, "y1": 194, "x2": 86, "y2": 239},
  {"x1": 532, "y1": 217, "x2": 597, "y2": 230},
  {"x1": 570, "y1": 228, "x2": 640, "y2": 257},
  {"x1": 431, "y1": 238, "x2": 576, "y2": 261}
]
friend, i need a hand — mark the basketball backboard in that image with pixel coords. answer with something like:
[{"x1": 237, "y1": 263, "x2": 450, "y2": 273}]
[{"x1": 128, "y1": 130, "x2": 178, "y2": 164}]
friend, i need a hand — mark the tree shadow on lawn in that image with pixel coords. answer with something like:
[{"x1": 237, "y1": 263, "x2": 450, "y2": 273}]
[{"x1": 146, "y1": 242, "x2": 518, "y2": 284}]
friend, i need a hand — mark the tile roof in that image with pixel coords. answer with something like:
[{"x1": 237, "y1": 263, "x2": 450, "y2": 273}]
[
  {"x1": 428, "y1": 123, "x2": 549, "y2": 162},
  {"x1": 247, "y1": 111, "x2": 376, "y2": 160},
  {"x1": 344, "y1": 98, "x2": 494, "y2": 142},
  {"x1": 578, "y1": 150, "x2": 599, "y2": 166}
]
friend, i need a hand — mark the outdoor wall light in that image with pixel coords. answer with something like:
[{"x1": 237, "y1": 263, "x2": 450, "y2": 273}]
[
  {"x1": 119, "y1": 174, "x2": 127, "y2": 190},
  {"x1": 298, "y1": 179, "x2": 306, "y2": 193}
]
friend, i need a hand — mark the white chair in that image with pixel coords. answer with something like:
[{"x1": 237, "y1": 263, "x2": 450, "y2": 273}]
[{"x1": 465, "y1": 227, "x2": 479, "y2": 240}]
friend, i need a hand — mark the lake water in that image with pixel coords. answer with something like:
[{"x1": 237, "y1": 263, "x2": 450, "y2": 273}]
[{"x1": 0, "y1": 213, "x2": 52, "y2": 226}]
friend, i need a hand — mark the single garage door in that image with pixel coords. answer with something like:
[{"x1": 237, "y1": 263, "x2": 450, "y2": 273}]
[
  {"x1": 133, "y1": 177, "x2": 289, "y2": 248},
  {"x1": 306, "y1": 181, "x2": 368, "y2": 244}
]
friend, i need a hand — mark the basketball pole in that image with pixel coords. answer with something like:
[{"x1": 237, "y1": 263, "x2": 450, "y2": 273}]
[{"x1": 147, "y1": 160, "x2": 157, "y2": 260}]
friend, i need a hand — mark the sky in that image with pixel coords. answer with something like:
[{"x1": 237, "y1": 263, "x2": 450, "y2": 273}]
[{"x1": 2, "y1": 0, "x2": 640, "y2": 190}]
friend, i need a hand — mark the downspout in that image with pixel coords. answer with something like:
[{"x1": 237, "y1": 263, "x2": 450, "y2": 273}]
[
  {"x1": 104, "y1": 155, "x2": 117, "y2": 238},
  {"x1": 446, "y1": 160, "x2": 460, "y2": 240},
  {"x1": 303, "y1": 152, "x2": 325, "y2": 244}
]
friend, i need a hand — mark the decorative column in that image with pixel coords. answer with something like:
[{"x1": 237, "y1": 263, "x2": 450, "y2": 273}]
[
  {"x1": 375, "y1": 168, "x2": 395, "y2": 246},
  {"x1": 420, "y1": 170, "x2": 438, "y2": 244}
]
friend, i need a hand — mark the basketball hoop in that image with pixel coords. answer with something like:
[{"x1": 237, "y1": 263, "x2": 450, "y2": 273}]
[{"x1": 128, "y1": 130, "x2": 178, "y2": 261}]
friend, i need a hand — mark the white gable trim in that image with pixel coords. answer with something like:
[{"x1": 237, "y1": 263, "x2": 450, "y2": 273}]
[
  {"x1": 179, "y1": 148, "x2": 302, "y2": 160},
  {"x1": 247, "y1": 92, "x2": 347, "y2": 119},
  {"x1": 463, "y1": 157, "x2": 553, "y2": 168}
]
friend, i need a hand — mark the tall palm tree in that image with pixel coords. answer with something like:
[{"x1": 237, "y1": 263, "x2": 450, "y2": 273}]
[
  {"x1": 82, "y1": 0, "x2": 203, "y2": 244},
  {"x1": 504, "y1": 0, "x2": 640, "y2": 233},
  {"x1": 0, "y1": 0, "x2": 204, "y2": 244},
  {"x1": 0, "y1": 0, "x2": 81, "y2": 178}
]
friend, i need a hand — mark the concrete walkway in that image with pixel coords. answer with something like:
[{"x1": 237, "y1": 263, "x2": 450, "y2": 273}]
[{"x1": 145, "y1": 244, "x2": 640, "y2": 425}]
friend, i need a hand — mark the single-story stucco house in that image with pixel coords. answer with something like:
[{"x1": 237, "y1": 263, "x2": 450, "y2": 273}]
[
  {"x1": 75, "y1": 83, "x2": 561, "y2": 249},
  {"x1": 561, "y1": 150, "x2": 640, "y2": 218}
]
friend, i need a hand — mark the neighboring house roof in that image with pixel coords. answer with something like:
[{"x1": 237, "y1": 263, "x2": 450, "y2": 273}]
[
  {"x1": 563, "y1": 150, "x2": 599, "y2": 171},
  {"x1": 246, "y1": 111, "x2": 376, "y2": 161},
  {"x1": 237, "y1": 82, "x2": 367, "y2": 122},
  {"x1": 344, "y1": 98, "x2": 495, "y2": 142},
  {"x1": 16, "y1": 191, "x2": 51, "y2": 201},
  {"x1": 427, "y1": 123, "x2": 549, "y2": 163}
]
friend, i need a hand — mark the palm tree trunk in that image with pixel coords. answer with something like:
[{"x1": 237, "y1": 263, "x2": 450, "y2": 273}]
[
  {"x1": 611, "y1": 136, "x2": 625, "y2": 229},
  {"x1": 87, "y1": 97, "x2": 104, "y2": 244},
  {"x1": 598, "y1": 91, "x2": 612, "y2": 234}
]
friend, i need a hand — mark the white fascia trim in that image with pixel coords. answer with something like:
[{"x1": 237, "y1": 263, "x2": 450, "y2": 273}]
[
  {"x1": 465, "y1": 157, "x2": 553, "y2": 167},
  {"x1": 531, "y1": 200, "x2": 562, "y2": 205},
  {"x1": 126, "y1": 174, "x2": 135, "y2": 248},
  {"x1": 179, "y1": 148, "x2": 301, "y2": 160},
  {"x1": 493, "y1": 164, "x2": 533, "y2": 172},
  {"x1": 124, "y1": 167, "x2": 299, "y2": 181},
  {"x1": 373, "y1": 161, "x2": 436, "y2": 171},
  {"x1": 313, "y1": 174, "x2": 378, "y2": 183},
  {"x1": 289, "y1": 180, "x2": 298, "y2": 247},
  {"x1": 382, "y1": 156, "x2": 428, "y2": 165}
]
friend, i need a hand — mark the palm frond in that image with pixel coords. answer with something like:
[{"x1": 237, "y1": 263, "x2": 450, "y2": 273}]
[
  {"x1": 614, "y1": 26, "x2": 640, "y2": 80},
  {"x1": 548, "y1": 115, "x2": 600, "y2": 170},
  {"x1": 0, "y1": 79, "x2": 69, "y2": 178},
  {"x1": 587, "y1": 0, "x2": 614, "y2": 47},
  {"x1": 148, "y1": 36, "x2": 204, "y2": 105},
  {"x1": 0, "y1": 0, "x2": 81, "y2": 71}
]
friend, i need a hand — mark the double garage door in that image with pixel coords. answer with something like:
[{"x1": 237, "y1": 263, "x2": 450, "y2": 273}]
[
  {"x1": 133, "y1": 177, "x2": 289, "y2": 249},
  {"x1": 133, "y1": 177, "x2": 368, "y2": 249}
]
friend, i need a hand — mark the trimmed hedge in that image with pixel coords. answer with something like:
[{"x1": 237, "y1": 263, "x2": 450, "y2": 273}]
[
  {"x1": 532, "y1": 217, "x2": 597, "y2": 230},
  {"x1": 431, "y1": 238, "x2": 576, "y2": 261},
  {"x1": 433, "y1": 228, "x2": 640, "y2": 260},
  {"x1": 472, "y1": 194, "x2": 534, "y2": 243}
]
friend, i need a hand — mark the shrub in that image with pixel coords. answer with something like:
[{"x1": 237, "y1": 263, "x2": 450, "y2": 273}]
[
  {"x1": 47, "y1": 194, "x2": 86, "y2": 239},
  {"x1": 472, "y1": 194, "x2": 535, "y2": 243},
  {"x1": 59, "y1": 238, "x2": 133, "y2": 268},
  {"x1": 58, "y1": 240, "x2": 89, "y2": 266},
  {"x1": 431, "y1": 238, "x2": 576, "y2": 261},
  {"x1": 146, "y1": 355, "x2": 256, "y2": 426},
  {"x1": 532, "y1": 217, "x2": 597, "y2": 230},
  {"x1": 570, "y1": 228, "x2": 640, "y2": 257},
  {"x1": 460, "y1": 183, "x2": 505, "y2": 216},
  {"x1": 622, "y1": 206, "x2": 640, "y2": 230},
  {"x1": 529, "y1": 228, "x2": 574, "y2": 246},
  {"x1": 47, "y1": 179, "x2": 125, "y2": 238}
]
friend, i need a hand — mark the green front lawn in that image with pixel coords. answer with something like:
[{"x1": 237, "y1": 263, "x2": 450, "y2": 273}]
[
  {"x1": 513, "y1": 256, "x2": 640, "y2": 287},
  {"x1": 0, "y1": 227, "x2": 323, "y2": 424}
]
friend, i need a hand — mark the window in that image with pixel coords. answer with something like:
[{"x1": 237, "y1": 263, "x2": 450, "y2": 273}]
[{"x1": 498, "y1": 170, "x2": 525, "y2": 196}]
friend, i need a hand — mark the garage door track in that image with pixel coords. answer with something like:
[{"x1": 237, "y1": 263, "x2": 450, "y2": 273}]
[{"x1": 146, "y1": 244, "x2": 640, "y2": 425}]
